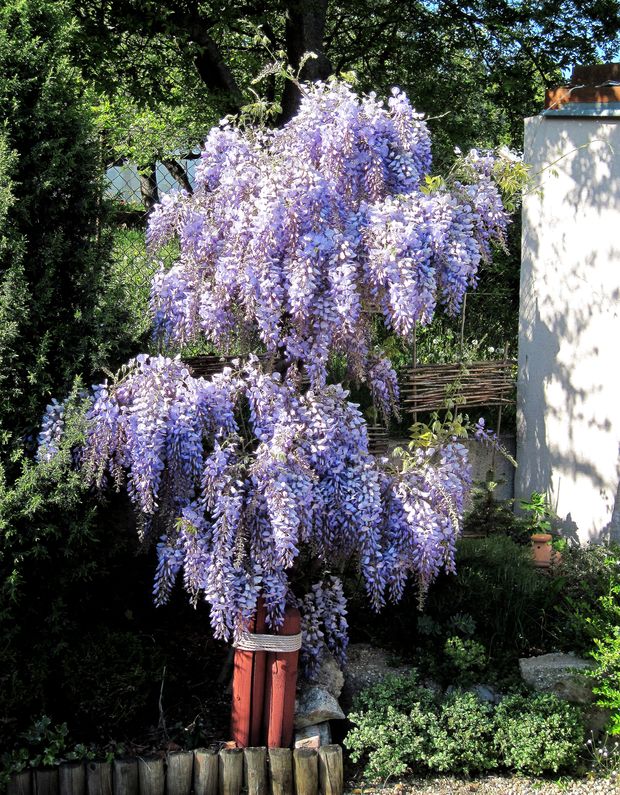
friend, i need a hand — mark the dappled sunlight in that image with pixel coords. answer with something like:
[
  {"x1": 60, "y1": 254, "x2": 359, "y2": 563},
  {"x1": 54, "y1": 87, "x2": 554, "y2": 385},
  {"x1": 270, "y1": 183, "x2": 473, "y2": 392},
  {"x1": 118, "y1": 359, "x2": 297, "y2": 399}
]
[{"x1": 518, "y1": 113, "x2": 620, "y2": 543}]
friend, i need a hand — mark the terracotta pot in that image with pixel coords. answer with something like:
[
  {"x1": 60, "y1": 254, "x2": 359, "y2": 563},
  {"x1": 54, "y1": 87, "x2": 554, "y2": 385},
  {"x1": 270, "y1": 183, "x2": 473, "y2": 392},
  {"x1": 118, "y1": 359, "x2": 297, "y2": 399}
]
[{"x1": 531, "y1": 533, "x2": 553, "y2": 568}]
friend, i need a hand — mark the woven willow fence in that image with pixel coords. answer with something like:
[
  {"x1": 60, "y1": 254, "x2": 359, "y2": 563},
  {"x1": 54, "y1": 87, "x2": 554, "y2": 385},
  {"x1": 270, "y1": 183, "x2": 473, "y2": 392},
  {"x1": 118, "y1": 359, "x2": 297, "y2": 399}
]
[{"x1": 400, "y1": 359, "x2": 517, "y2": 415}]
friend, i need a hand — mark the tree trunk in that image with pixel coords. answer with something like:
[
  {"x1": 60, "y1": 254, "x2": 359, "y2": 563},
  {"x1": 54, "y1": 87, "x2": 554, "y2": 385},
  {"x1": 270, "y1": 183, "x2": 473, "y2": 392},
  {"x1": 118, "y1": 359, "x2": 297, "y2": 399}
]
[
  {"x1": 190, "y1": 29, "x2": 243, "y2": 115},
  {"x1": 280, "y1": 0, "x2": 332, "y2": 123},
  {"x1": 162, "y1": 159, "x2": 194, "y2": 194},
  {"x1": 139, "y1": 164, "x2": 160, "y2": 214}
]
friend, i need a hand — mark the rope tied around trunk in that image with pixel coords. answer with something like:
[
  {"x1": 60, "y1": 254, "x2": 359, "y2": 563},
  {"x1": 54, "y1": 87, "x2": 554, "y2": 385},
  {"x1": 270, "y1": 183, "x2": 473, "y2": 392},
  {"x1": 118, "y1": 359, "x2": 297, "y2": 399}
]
[{"x1": 232, "y1": 631, "x2": 302, "y2": 652}]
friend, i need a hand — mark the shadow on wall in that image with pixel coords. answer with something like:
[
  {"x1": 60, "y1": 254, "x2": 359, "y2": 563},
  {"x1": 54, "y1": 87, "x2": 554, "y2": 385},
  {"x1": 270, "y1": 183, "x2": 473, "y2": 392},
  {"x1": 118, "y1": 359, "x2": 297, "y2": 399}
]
[{"x1": 518, "y1": 113, "x2": 620, "y2": 544}]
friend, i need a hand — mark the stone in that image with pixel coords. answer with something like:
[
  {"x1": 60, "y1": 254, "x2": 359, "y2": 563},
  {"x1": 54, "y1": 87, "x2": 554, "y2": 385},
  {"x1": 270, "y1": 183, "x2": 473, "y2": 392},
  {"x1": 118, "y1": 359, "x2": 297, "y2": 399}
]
[
  {"x1": 341, "y1": 643, "x2": 415, "y2": 711},
  {"x1": 294, "y1": 686, "x2": 345, "y2": 728},
  {"x1": 311, "y1": 651, "x2": 345, "y2": 699},
  {"x1": 294, "y1": 722, "x2": 332, "y2": 748},
  {"x1": 519, "y1": 652, "x2": 596, "y2": 705},
  {"x1": 470, "y1": 684, "x2": 502, "y2": 705}
]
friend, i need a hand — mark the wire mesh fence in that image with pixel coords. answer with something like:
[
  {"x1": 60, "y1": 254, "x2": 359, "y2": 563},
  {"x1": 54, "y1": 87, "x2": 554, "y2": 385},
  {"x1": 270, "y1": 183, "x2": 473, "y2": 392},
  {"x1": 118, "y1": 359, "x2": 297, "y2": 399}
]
[
  {"x1": 105, "y1": 160, "x2": 193, "y2": 304},
  {"x1": 104, "y1": 157, "x2": 195, "y2": 336}
]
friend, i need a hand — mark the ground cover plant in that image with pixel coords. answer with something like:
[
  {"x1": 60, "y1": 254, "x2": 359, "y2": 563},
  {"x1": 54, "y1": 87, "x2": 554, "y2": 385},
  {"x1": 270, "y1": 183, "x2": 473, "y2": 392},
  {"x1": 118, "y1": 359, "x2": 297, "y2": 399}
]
[{"x1": 345, "y1": 672, "x2": 586, "y2": 779}]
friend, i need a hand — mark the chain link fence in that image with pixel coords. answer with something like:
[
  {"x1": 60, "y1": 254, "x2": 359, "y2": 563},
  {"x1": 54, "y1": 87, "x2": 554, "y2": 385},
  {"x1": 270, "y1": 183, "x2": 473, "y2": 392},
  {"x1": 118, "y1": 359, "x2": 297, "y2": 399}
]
[{"x1": 104, "y1": 158, "x2": 196, "y2": 336}]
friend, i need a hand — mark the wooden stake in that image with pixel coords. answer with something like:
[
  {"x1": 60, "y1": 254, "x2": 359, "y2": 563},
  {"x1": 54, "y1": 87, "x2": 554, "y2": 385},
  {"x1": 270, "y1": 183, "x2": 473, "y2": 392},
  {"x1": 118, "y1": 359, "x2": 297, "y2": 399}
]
[
  {"x1": 112, "y1": 760, "x2": 138, "y2": 795},
  {"x1": 243, "y1": 748, "x2": 267, "y2": 795},
  {"x1": 165, "y1": 753, "x2": 193, "y2": 795},
  {"x1": 218, "y1": 749, "x2": 243, "y2": 795},
  {"x1": 267, "y1": 749, "x2": 292, "y2": 795},
  {"x1": 34, "y1": 769, "x2": 59, "y2": 795},
  {"x1": 86, "y1": 763, "x2": 112, "y2": 795},
  {"x1": 138, "y1": 759, "x2": 164, "y2": 795},
  {"x1": 59, "y1": 763, "x2": 85, "y2": 795},
  {"x1": 8, "y1": 770, "x2": 32, "y2": 795},
  {"x1": 264, "y1": 608, "x2": 301, "y2": 748},
  {"x1": 292, "y1": 749, "x2": 318, "y2": 795},
  {"x1": 250, "y1": 600, "x2": 268, "y2": 747},
  {"x1": 231, "y1": 614, "x2": 256, "y2": 747},
  {"x1": 317, "y1": 746, "x2": 343, "y2": 795},
  {"x1": 192, "y1": 750, "x2": 218, "y2": 795}
]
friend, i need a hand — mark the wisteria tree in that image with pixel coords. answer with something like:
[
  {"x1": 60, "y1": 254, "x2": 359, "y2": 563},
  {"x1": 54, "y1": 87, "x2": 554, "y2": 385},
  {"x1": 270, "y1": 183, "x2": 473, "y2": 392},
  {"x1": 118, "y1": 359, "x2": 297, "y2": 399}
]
[{"x1": 39, "y1": 80, "x2": 509, "y2": 673}]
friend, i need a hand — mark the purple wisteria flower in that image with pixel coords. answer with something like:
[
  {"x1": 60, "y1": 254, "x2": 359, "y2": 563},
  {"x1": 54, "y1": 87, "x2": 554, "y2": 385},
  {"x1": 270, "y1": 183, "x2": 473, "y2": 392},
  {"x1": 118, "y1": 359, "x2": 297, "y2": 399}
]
[
  {"x1": 148, "y1": 80, "x2": 508, "y2": 395},
  {"x1": 39, "y1": 81, "x2": 513, "y2": 668}
]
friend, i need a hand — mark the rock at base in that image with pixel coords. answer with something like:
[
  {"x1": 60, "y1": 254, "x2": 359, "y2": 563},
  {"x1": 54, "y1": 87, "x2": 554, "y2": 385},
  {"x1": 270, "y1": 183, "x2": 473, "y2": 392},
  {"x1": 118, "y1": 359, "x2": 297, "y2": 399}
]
[
  {"x1": 294, "y1": 687, "x2": 345, "y2": 728},
  {"x1": 519, "y1": 652, "x2": 595, "y2": 704},
  {"x1": 310, "y1": 651, "x2": 345, "y2": 699},
  {"x1": 294, "y1": 722, "x2": 332, "y2": 748}
]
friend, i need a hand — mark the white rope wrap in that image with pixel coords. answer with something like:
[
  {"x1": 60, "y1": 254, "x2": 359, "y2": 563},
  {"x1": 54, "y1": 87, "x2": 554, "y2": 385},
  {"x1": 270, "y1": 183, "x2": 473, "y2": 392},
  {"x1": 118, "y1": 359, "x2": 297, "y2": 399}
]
[{"x1": 233, "y1": 631, "x2": 302, "y2": 653}]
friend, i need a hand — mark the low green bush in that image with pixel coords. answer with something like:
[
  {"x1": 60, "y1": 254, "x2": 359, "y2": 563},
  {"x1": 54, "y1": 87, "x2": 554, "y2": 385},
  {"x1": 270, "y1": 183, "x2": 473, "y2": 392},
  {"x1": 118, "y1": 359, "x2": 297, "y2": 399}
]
[
  {"x1": 428, "y1": 691, "x2": 498, "y2": 774},
  {"x1": 494, "y1": 693, "x2": 585, "y2": 775},
  {"x1": 442, "y1": 636, "x2": 487, "y2": 686},
  {"x1": 345, "y1": 673, "x2": 586, "y2": 780},
  {"x1": 424, "y1": 536, "x2": 560, "y2": 656},
  {"x1": 549, "y1": 543, "x2": 620, "y2": 654}
]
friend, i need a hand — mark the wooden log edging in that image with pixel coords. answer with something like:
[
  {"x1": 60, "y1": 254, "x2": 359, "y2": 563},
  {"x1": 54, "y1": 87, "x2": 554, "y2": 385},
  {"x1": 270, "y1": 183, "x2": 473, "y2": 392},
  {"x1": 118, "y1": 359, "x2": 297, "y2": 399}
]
[{"x1": 6, "y1": 747, "x2": 343, "y2": 795}]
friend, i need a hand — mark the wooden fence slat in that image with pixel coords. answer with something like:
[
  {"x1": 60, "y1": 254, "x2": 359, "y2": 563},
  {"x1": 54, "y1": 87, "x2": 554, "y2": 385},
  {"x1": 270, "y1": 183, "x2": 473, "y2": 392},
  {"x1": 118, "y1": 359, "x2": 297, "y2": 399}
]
[
  {"x1": 138, "y1": 758, "x2": 164, "y2": 795},
  {"x1": 243, "y1": 748, "x2": 266, "y2": 795},
  {"x1": 34, "y1": 769, "x2": 59, "y2": 795},
  {"x1": 218, "y1": 749, "x2": 243, "y2": 795},
  {"x1": 317, "y1": 746, "x2": 342, "y2": 795},
  {"x1": 165, "y1": 753, "x2": 193, "y2": 795},
  {"x1": 86, "y1": 763, "x2": 112, "y2": 795},
  {"x1": 59, "y1": 762, "x2": 85, "y2": 795},
  {"x1": 267, "y1": 749, "x2": 292, "y2": 795},
  {"x1": 192, "y1": 751, "x2": 218, "y2": 795},
  {"x1": 8, "y1": 770, "x2": 32, "y2": 795},
  {"x1": 292, "y1": 749, "x2": 317, "y2": 795},
  {"x1": 112, "y1": 760, "x2": 138, "y2": 795}
]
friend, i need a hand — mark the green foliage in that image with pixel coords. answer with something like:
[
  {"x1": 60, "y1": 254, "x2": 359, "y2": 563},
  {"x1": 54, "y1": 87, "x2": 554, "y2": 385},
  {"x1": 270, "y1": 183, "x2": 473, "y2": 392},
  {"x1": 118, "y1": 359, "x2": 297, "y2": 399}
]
[
  {"x1": 463, "y1": 475, "x2": 530, "y2": 544},
  {"x1": 443, "y1": 636, "x2": 487, "y2": 686},
  {"x1": 582, "y1": 570, "x2": 620, "y2": 735},
  {"x1": 424, "y1": 536, "x2": 560, "y2": 656},
  {"x1": 60, "y1": 628, "x2": 163, "y2": 736},
  {"x1": 429, "y1": 692, "x2": 498, "y2": 774},
  {"x1": 548, "y1": 544, "x2": 620, "y2": 655},
  {"x1": 494, "y1": 693, "x2": 585, "y2": 774},
  {"x1": 519, "y1": 491, "x2": 554, "y2": 534},
  {"x1": 0, "y1": 715, "x2": 98, "y2": 785},
  {"x1": 346, "y1": 673, "x2": 437, "y2": 779},
  {"x1": 346, "y1": 674, "x2": 584, "y2": 780},
  {"x1": 0, "y1": 0, "x2": 116, "y2": 448},
  {"x1": 0, "y1": 387, "x2": 161, "y2": 743}
]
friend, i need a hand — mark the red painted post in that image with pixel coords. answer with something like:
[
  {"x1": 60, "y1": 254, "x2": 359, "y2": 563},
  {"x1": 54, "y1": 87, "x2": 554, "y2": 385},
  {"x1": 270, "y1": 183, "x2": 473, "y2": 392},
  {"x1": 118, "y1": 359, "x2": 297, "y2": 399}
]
[
  {"x1": 281, "y1": 608, "x2": 301, "y2": 748},
  {"x1": 231, "y1": 616, "x2": 255, "y2": 747},
  {"x1": 264, "y1": 607, "x2": 302, "y2": 748},
  {"x1": 249, "y1": 599, "x2": 268, "y2": 747}
]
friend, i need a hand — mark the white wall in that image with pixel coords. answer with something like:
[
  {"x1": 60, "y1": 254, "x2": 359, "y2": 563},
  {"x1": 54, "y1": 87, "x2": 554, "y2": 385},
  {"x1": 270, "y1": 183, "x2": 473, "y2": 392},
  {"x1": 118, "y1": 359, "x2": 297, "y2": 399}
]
[{"x1": 517, "y1": 115, "x2": 620, "y2": 544}]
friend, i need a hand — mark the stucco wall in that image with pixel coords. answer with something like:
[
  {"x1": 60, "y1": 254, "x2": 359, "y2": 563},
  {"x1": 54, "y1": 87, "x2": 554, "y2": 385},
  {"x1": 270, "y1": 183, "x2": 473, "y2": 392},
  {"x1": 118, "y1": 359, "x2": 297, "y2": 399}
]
[{"x1": 517, "y1": 114, "x2": 620, "y2": 544}]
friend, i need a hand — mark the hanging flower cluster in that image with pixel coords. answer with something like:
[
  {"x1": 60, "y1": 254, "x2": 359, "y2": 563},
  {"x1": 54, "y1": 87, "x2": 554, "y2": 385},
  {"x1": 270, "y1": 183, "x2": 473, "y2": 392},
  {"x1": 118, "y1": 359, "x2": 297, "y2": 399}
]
[
  {"x1": 39, "y1": 354, "x2": 471, "y2": 657},
  {"x1": 148, "y1": 80, "x2": 508, "y2": 399}
]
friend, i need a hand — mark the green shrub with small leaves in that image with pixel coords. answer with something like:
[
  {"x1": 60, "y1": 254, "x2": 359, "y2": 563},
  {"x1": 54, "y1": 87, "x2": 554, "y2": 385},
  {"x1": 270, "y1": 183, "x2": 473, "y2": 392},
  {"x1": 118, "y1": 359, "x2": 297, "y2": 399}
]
[
  {"x1": 494, "y1": 693, "x2": 585, "y2": 774},
  {"x1": 442, "y1": 636, "x2": 487, "y2": 686},
  {"x1": 345, "y1": 674, "x2": 586, "y2": 781}
]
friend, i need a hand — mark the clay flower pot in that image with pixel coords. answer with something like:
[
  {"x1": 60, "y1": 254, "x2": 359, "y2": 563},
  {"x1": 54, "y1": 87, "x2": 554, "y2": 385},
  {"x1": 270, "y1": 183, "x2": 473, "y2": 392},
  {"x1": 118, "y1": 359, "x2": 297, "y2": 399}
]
[{"x1": 531, "y1": 533, "x2": 553, "y2": 568}]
